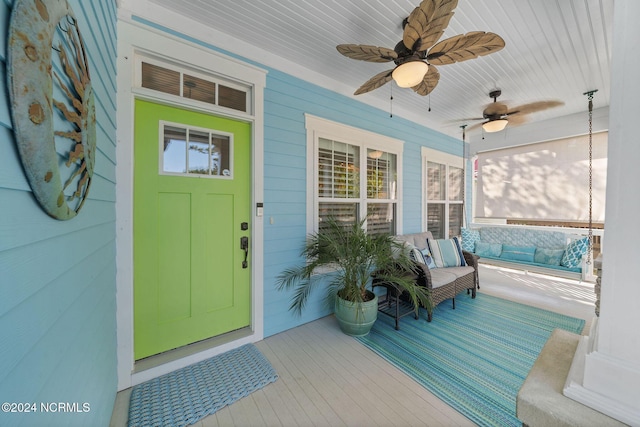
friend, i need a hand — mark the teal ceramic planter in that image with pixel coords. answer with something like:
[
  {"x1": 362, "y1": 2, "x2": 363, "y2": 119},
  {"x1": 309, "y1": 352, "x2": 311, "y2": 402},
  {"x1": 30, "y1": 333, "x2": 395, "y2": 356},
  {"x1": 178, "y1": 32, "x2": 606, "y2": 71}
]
[{"x1": 334, "y1": 291, "x2": 379, "y2": 336}]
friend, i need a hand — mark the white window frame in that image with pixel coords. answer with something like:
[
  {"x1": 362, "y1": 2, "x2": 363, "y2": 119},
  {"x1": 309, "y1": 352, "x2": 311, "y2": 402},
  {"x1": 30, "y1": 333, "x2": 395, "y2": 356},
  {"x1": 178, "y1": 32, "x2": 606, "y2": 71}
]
[
  {"x1": 305, "y1": 114, "x2": 404, "y2": 235},
  {"x1": 135, "y1": 54, "x2": 252, "y2": 115},
  {"x1": 421, "y1": 147, "x2": 464, "y2": 238}
]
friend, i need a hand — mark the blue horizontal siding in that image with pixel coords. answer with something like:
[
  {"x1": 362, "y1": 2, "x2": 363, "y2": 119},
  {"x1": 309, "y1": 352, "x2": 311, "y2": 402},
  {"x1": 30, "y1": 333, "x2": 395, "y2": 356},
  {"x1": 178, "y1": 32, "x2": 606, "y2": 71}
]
[
  {"x1": 261, "y1": 71, "x2": 463, "y2": 337},
  {"x1": 0, "y1": 3, "x2": 8, "y2": 62},
  {"x1": 0, "y1": 195, "x2": 115, "y2": 252},
  {"x1": 0, "y1": 127, "x2": 29, "y2": 191},
  {"x1": 0, "y1": 1, "x2": 117, "y2": 426},
  {"x1": 0, "y1": 61, "x2": 10, "y2": 128}
]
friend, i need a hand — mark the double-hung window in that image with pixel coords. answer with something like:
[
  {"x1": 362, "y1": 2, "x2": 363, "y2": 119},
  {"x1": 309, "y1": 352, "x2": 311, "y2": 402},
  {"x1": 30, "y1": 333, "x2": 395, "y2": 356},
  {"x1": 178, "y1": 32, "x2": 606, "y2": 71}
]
[
  {"x1": 306, "y1": 115, "x2": 403, "y2": 235},
  {"x1": 422, "y1": 147, "x2": 464, "y2": 239}
]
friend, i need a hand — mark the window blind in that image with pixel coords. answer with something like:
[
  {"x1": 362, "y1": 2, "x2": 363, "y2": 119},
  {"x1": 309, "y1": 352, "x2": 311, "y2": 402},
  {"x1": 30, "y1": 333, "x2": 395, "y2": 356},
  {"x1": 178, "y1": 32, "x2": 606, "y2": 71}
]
[{"x1": 474, "y1": 132, "x2": 607, "y2": 222}]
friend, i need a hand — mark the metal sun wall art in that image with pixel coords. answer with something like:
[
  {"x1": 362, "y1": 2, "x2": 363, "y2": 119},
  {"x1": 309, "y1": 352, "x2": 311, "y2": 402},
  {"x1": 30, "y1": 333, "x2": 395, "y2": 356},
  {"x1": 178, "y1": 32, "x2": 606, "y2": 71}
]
[{"x1": 7, "y1": 0, "x2": 96, "y2": 220}]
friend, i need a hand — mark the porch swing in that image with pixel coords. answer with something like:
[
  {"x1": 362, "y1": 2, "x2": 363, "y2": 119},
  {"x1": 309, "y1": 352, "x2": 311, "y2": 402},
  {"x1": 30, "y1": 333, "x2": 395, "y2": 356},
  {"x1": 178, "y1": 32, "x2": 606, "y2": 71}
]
[{"x1": 460, "y1": 90, "x2": 598, "y2": 283}]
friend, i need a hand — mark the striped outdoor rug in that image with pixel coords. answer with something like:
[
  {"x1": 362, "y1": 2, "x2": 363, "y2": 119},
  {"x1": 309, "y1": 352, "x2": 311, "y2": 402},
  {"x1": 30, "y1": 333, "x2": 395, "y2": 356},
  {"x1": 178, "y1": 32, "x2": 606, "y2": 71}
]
[{"x1": 356, "y1": 293, "x2": 585, "y2": 427}]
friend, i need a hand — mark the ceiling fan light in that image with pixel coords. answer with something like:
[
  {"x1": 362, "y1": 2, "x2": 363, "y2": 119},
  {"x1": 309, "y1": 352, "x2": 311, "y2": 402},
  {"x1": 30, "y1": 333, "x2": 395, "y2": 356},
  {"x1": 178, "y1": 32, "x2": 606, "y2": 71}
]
[
  {"x1": 482, "y1": 119, "x2": 509, "y2": 133},
  {"x1": 392, "y1": 61, "x2": 429, "y2": 88}
]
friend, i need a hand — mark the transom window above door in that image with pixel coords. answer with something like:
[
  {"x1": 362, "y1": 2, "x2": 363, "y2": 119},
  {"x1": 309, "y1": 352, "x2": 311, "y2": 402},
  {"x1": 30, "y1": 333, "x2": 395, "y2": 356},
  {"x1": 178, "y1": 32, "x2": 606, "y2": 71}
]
[
  {"x1": 137, "y1": 57, "x2": 250, "y2": 114},
  {"x1": 161, "y1": 123, "x2": 233, "y2": 178}
]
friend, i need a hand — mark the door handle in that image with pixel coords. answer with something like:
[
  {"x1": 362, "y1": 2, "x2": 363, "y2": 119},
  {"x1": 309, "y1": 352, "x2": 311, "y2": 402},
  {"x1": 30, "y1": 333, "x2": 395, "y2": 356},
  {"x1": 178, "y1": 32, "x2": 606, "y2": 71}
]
[{"x1": 240, "y1": 236, "x2": 249, "y2": 269}]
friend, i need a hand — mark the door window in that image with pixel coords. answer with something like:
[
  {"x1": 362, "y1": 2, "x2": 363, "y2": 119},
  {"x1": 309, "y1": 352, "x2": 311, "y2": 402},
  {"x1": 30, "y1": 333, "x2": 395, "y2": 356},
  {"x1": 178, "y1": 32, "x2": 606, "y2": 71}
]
[{"x1": 161, "y1": 123, "x2": 232, "y2": 178}]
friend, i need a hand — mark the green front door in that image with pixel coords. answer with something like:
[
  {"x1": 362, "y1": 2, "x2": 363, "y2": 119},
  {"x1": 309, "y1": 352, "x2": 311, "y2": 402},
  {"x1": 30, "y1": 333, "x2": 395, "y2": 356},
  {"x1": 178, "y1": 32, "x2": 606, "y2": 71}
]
[{"x1": 134, "y1": 99, "x2": 252, "y2": 360}]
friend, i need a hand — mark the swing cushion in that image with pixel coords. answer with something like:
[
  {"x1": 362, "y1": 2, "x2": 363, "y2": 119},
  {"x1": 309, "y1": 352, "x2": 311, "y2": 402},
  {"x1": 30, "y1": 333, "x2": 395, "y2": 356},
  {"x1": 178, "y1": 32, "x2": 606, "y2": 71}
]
[
  {"x1": 534, "y1": 248, "x2": 565, "y2": 266},
  {"x1": 469, "y1": 226, "x2": 585, "y2": 276},
  {"x1": 501, "y1": 245, "x2": 536, "y2": 263},
  {"x1": 475, "y1": 242, "x2": 503, "y2": 258},
  {"x1": 561, "y1": 237, "x2": 590, "y2": 268}
]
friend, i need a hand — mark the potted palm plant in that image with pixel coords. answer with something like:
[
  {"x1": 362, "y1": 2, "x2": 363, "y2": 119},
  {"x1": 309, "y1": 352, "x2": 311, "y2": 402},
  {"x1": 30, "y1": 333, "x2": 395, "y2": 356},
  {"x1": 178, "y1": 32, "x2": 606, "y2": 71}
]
[{"x1": 276, "y1": 216, "x2": 432, "y2": 336}]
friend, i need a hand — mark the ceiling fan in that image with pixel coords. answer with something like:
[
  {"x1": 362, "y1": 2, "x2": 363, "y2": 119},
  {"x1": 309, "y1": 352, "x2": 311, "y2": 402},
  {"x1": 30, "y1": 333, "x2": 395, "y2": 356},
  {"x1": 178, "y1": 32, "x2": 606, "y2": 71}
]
[
  {"x1": 336, "y1": 0, "x2": 505, "y2": 96},
  {"x1": 464, "y1": 89, "x2": 565, "y2": 133}
]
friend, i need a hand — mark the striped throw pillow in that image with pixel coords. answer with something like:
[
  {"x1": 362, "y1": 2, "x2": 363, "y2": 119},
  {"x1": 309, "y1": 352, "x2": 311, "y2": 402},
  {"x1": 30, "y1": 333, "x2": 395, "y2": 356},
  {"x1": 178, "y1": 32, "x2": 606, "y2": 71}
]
[{"x1": 426, "y1": 237, "x2": 467, "y2": 268}]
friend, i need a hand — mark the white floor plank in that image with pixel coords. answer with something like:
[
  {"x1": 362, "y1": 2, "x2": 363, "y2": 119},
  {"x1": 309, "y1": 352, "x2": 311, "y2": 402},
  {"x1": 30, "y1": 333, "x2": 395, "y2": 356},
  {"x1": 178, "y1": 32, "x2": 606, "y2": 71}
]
[
  {"x1": 248, "y1": 390, "x2": 282, "y2": 427},
  {"x1": 112, "y1": 265, "x2": 596, "y2": 426},
  {"x1": 289, "y1": 320, "x2": 452, "y2": 427},
  {"x1": 266, "y1": 348, "x2": 342, "y2": 425},
  {"x1": 259, "y1": 336, "x2": 340, "y2": 426}
]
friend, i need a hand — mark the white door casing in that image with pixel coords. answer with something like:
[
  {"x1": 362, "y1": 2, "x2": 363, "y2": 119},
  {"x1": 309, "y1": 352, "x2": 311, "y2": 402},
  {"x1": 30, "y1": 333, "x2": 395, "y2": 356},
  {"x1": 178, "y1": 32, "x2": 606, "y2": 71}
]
[{"x1": 116, "y1": 17, "x2": 266, "y2": 389}]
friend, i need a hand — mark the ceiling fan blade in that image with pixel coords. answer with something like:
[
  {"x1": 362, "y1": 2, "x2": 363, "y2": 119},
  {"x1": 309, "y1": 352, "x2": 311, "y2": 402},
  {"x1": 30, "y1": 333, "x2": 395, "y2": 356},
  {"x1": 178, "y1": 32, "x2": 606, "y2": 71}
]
[
  {"x1": 447, "y1": 117, "x2": 485, "y2": 123},
  {"x1": 506, "y1": 114, "x2": 527, "y2": 126},
  {"x1": 411, "y1": 64, "x2": 440, "y2": 96},
  {"x1": 507, "y1": 100, "x2": 564, "y2": 115},
  {"x1": 353, "y1": 69, "x2": 394, "y2": 95},
  {"x1": 336, "y1": 44, "x2": 398, "y2": 63},
  {"x1": 483, "y1": 102, "x2": 508, "y2": 117},
  {"x1": 403, "y1": 0, "x2": 458, "y2": 52},
  {"x1": 427, "y1": 31, "x2": 505, "y2": 65}
]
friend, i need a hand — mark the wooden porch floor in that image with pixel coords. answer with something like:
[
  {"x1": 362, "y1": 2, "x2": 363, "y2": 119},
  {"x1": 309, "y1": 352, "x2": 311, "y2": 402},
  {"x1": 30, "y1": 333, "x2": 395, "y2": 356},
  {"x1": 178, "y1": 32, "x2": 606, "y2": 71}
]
[{"x1": 111, "y1": 265, "x2": 596, "y2": 426}]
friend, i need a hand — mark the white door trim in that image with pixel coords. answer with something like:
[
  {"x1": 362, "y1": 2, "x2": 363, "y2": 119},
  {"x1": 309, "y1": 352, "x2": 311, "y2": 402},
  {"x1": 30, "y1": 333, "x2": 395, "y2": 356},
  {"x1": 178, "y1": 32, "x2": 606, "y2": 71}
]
[{"x1": 116, "y1": 19, "x2": 267, "y2": 389}]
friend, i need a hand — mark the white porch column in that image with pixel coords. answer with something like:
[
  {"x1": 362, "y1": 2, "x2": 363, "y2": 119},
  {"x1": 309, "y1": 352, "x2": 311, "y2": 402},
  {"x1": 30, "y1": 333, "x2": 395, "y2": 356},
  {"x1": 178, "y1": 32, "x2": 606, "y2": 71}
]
[{"x1": 564, "y1": 1, "x2": 640, "y2": 424}]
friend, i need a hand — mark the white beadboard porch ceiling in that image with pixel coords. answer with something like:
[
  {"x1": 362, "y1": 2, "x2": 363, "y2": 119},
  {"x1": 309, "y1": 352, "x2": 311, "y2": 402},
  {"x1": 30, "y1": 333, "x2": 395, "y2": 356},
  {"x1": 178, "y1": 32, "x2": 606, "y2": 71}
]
[{"x1": 143, "y1": 0, "x2": 613, "y2": 140}]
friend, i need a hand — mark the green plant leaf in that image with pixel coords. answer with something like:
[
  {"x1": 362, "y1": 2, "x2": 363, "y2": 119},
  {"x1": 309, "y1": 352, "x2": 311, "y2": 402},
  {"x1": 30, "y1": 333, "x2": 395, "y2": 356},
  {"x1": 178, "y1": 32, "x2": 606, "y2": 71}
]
[{"x1": 276, "y1": 216, "x2": 432, "y2": 317}]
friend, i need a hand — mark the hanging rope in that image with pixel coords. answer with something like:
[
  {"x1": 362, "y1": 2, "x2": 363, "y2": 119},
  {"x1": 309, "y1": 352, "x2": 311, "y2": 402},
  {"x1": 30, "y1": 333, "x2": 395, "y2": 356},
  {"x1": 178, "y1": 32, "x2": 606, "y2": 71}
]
[{"x1": 583, "y1": 89, "x2": 598, "y2": 265}]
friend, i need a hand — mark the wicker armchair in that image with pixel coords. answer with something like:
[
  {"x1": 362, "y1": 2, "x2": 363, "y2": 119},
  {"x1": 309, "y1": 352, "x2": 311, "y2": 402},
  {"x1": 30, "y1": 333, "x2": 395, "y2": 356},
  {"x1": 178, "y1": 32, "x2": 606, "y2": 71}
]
[
  {"x1": 410, "y1": 261, "x2": 456, "y2": 321},
  {"x1": 463, "y1": 251, "x2": 480, "y2": 296},
  {"x1": 373, "y1": 232, "x2": 480, "y2": 325}
]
